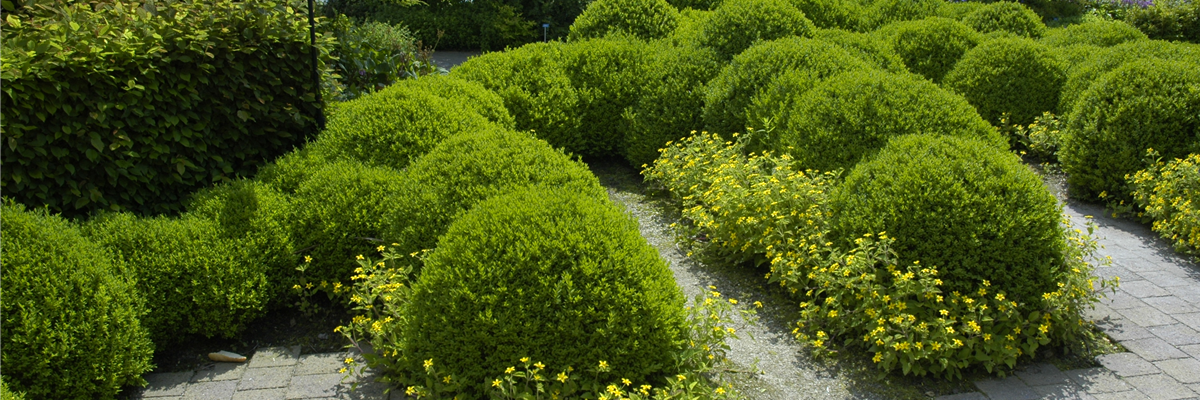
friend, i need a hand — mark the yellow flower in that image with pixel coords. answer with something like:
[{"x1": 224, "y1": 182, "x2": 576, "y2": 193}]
[
  {"x1": 599, "y1": 360, "x2": 609, "y2": 371},
  {"x1": 946, "y1": 326, "x2": 955, "y2": 334},
  {"x1": 557, "y1": 372, "x2": 569, "y2": 382},
  {"x1": 872, "y1": 353, "x2": 883, "y2": 363},
  {"x1": 622, "y1": 378, "x2": 632, "y2": 386},
  {"x1": 520, "y1": 357, "x2": 530, "y2": 363},
  {"x1": 344, "y1": 357, "x2": 355, "y2": 365},
  {"x1": 754, "y1": 301, "x2": 763, "y2": 308},
  {"x1": 424, "y1": 359, "x2": 434, "y2": 369},
  {"x1": 677, "y1": 374, "x2": 687, "y2": 382},
  {"x1": 505, "y1": 366, "x2": 515, "y2": 374},
  {"x1": 339, "y1": 367, "x2": 347, "y2": 374},
  {"x1": 356, "y1": 254, "x2": 364, "y2": 260},
  {"x1": 534, "y1": 362, "x2": 545, "y2": 370},
  {"x1": 443, "y1": 376, "x2": 452, "y2": 384},
  {"x1": 715, "y1": 387, "x2": 727, "y2": 395},
  {"x1": 729, "y1": 298, "x2": 738, "y2": 305},
  {"x1": 493, "y1": 379, "x2": 502, "y2": 387}
]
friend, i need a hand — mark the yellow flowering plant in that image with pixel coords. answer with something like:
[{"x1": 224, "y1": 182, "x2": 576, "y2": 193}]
[
  {"x1": 997, "y1": 111, "x2": 1066, "y2": 162},
  {"x1": 1128, "y1": 150, "x2": 1200, "y2": 260},
  {"x1": 291, "y1": 254, "x2": 352, "y2": 316},
  {"x1": 335, "y1": 244, "x2": 420, "y2": 390}
]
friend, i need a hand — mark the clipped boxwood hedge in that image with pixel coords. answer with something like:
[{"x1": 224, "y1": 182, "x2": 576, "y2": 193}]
[
  {"x1": 403, "y1": 74, "x2": 517, "y2": 130},
  {"x1": 865, "y1": 0, "x2": 945, "y2": 29},
  {"x1": 568, "y1": 0, "x2": 681, "y2": 41},
  {"x1": 874, "y1": 17, "x2": 983, "y2": 83},
  {"x1": 697, "y1": 0, "x2": 817, "y2": 59},
  {"x1": 777, "y1": 70, "x2": 1004, "y2": 172},
  {"x1": 831, "y1": 134, "x2": 1066, "y2": 308},
  {"x1": 1058, "y1": 40, "x2": 1200, "y2": 115},
  {"x1": 1039, "y1": 20, "x2": 1147, "y2": 48},
  {"x1": 1, "y1": 202, "x2": 154, "y2": 400},
  {"x1": 944, "y1": 37, "x2": 1066, "y2": 126},
  {"x1": 623, "y1": 42, "x2": 723, "y2": 168},
  {"x1": 812, "y1": 28, "x2": 908, "y2": 73},
  {"x1": 561, "y1": 36, "x2": 656, "y2": 157},
  {"x1": 790, "y1": 0, "x2": 866, "y2": 31},
  {"x1": 1060, "y1": 58, "x2": 1200, "y2": 201},
  {"x1": 961, "y1": 1, "x2": 1047, "y2": 38},
  {"x1": 399, "y1": 186, "x2": 688, "y2": 395}
]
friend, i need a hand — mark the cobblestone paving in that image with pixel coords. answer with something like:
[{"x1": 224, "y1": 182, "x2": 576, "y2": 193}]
[{"x1": 939, "y1": 200, "x2": 1200, "y2": 400}]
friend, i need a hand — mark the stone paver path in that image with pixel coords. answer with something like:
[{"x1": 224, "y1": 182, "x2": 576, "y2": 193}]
[
  {"x1": 939, "y1": 200, "x2": 1200, "y2": 400},
  {"x1": 132, "y1": 346, "x2": 396, "y2": 400}
]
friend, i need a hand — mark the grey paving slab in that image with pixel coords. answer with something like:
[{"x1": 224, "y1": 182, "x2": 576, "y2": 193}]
[
  {"x1": 975, "y1": 375, "x2": 1040, "y2": 400},
  {"x1": 1179, "y1": 344, "x2": 1200, "y2": 358},
  {"x1": 192, "y1": 363, "x2": 247, "y2": 383},
  {"x1": 239, "y1": 366, "x2": 295, "y2": 391},
  {"x1": 181, "y1": 380, "x2": 237, "y2": 400},
  {"x1": 1118, "y1": 306, "x2": 1178, "y2": 328},
  {"x1": 1091, "y1": 390, "x2": 1153, "y2": 400},
  {"x1": 1066, "y1": 368, "x2": 1135, "y2": 394},
  {"x1": 935, "y1": 393, "x2": 989, "y2": 400},
  {"x1": 1153, "y1": 358, "x2": 1200, "y2": 384},
  {"x1": 1097, "y1": 353, "x2": 1162, "y2": 377},
  {"x1": 1117, "y1": 257, "x2": 1170, "y2": 273},
  {"x1": 1174, "y1": 312, "x2": 1200, "y2": 332},
  {"x1": 1095, "y1": 266, "x2": 1137, "y2": 281},
  {"x1": 141, "y1": 371, "x2": 194, "y2": 397},
  {"x1": 1122, "y1": 374, "x2": 1198, "y2": 400},
  {"x1": 1142, "y1": 296, "x2": 1200, "y2": 315},
  {"x1": 285, "y1": 372, "x2": 343, "y2": 399},
  {"x1": 232, "y1": 388, "x2": 288, "y2": 400},
  {"x1": 1097, "y1": 318, "x2": 1159, "y2": 341},
  {"x1": 1087, "y1": 303, "x2": 1121, "y2": 322},
  {"x1": 1148, "y1": 323, "x2": 1200, "y2": 346},
  {"x1": 249, "y1": 346, "x2": 303, "y2": 369},
  {"x1": 1134, "y1": 272, "x2": 1193, "y2": 289},
  {"x1": 1032, "y1": 383, "x2": 1098, "y2": 399},
  {"x1": 1120, "y1": 281, "x2": 1172, "y2": 299},
  {"x1": 1167, "y1": 285, "x2": 1200, "y2": 304},
  {"x1": 1123, "y1": 337, "x2": 1192, "y2": 361},
  {"x1": 295, "y1": 353, "x2": 350, "y2": 376},
  {"x1": 1017, "y1": 362, "x2": 1072, "y2": 386},
  {"x1": 1102, "y1": 292, "x2": 1152, "y2": 310}
]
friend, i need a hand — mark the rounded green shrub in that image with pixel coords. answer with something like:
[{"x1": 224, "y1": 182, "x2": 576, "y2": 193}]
[
  {"x1": 865, "y1": 0, "x2": 945, "y2": 29},
  {"x1": 1060, "y1": 58, "x2": 1200, "y2": 201},
  {"x1": 1052, "y1": 44, "x2": 1103, "y2": 71},
  {"x1": 1, "y1": 203, "x2": 154, "y2": 400},
  {"x1": 404, "y1": 74, "x2": 517, "y2": 130},
  {"x1": 1058, "y1": 40, "x2": 1200, "y2": 114},
  {"x1": 944, "y1": 37, "x2": 1066, "y2": 126},
  {"x1": 384, "y1": 127, "x2": 607, "y2": 259},
  {"x1": 668, "y1": 8, "x2": 712, "y2": 47},
  {"x1": 1039, "y1": 20, "x2": 1147, "y2": 48},
  {"x1": 1, "y1": 379, "x2": 25, "y2": 400},
  {"x1": 291, "y1": 160, "x2": 405, "y2": 284},
  {"x1": 256, "y1": 145, "x2": 327, "y2": 195},
  {"x1": 697, "y1": 0, "x2": 817, "y2": 59},
  {"x1": 777, "y1": 70, "x2": 1005, "y2": 172},
  {"x1": 623, "y1": 42, "x2": 723, "y2": 168},
  {"x1": 831, "y1": 134, "x2": 1066, "y2": 308},
  {"x1": 314, "y1": 81, "x2": 496, "y2": 170},
  {"x1": 569, "y1": 0, "x2": 681, "y2": 41},
  {"x1": 937, "y1": 1, "x2": 986, "y2": 20},
  {"x1": 874, "y1": 17, "x2": 983, "y2": 83},
  {"x1": 961, "y1": 1, "x2": 1047, "y2": 38},
  {"x1": 562, "y1": 36, "x2": 657, "y2": 157},
  {"x1": 82, "y1": 211, "x2": 270, "y2": 344},
  {"x1": 704, "y1": 36, "x2": 872, "y2": 135},
  {"x1": 790, "y1": 0, "x2": 866, "y2": 30},
  {"x1": 399, "y1": 186, "x2": 688, "y2": 394},
  {"x1": 812, "y1": 28, "x2": 907, "y2": 73},
  {"x1": 668, "y1": 0, "x2": 721, "y2": 10}
]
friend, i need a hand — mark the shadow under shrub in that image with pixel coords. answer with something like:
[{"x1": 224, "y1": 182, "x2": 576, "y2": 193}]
[
  {"x1": 943, "y1": 37, "x2": 1066, "y2": 126},
  {"x1": 1, "y1": 202, "x2": 154, "y2": 400}
]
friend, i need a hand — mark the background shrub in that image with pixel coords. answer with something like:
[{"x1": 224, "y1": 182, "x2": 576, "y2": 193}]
[
  {"x1": 865, "y1": 0, "x2": 945, "y2": 29},
  {"x1": 697, "y1": 0, "x2": 817, "y2": 60},
  {"x1": 667, "y1": 0, "x2": 722, "y2": 10},
  {"x1": 1, "y1": 203, "x2": 154, "y2": 400},
  {"x1": 812, "y1": 28, "x2": 908, "y2": 73},
  {"x1": 325, "y1": 14, "x2": 432, "y2": 101},
  {"x1": 568, "y1": 0, "x2": 681, "y2": 41},
  {"x1": 399, "y1": 186, "x2": 688, "y2": 394},
  {"x1": 938, "y1": 1, "x2": 986, "y2": 20},
  {"x1": 961, "y1": 1, "x2": 1047, "y2": 38},
  {"x1": 332, "y1": 0, "x2": 588, "y2": 50},
  {"x1": 873, "y1": 17, "x2": 983, "y2": 83},
  {"x1": 1039, "y1": 19, "x2": 1147, "y2": 47},
  {"x1": 0, "y1": 379, "x2": 24, "y2": 400},
  {"x1": 384, "y1": 128, "x2": 607, "y2": 259},
  {"x1": 1124, "y1": 0, "x2": 1200, "y2": 43},
  {"x1": 1060, "y1": 58, "x2": 1200, "y2": 201},
  {"x1": 703, "y1": 37, "x2": 872, "y2": 136},
  {"x1": 831, "y1": 134, "x2": 1066, "y2": 308},
  {"x1": 561, "y1": 36, "x2": 656, "y2": 157},
  {"x1": 668, "y1": 8, "x2": 712, "y2": 46},
  {"x1": 790, "y1": 0, "x2": 866, "y2": 30},
  {"x1": 403, "y1": 74, "x2": 517, "y2": 129},
  {"x1": 777, "y1": 70, "x2": 1004, "y2": 172},
  {"x1": 1130, "y1": 152, "x2": 1200, "y2": 260},
  {"x1": 82, "y1": 212, "x2": 270, "y2": 344},
  {"x1": 944, "y1": 37, "x2": 1066, "y2": 126},
  {"x1": 1058, "y1": 40, "x2": 1200, "y2": 114},
  {"x1": 256, "y1": 145, "x2": 327, "y2": 195},
  {"x1": 623, "y1": 42, "x2": 723, "y2": 168}
]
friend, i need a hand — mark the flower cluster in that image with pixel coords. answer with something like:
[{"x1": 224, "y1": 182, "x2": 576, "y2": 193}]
[
  {"x1": 1128, "y1": 150, "x2": 1200, "y2": 260},
  {"x1": 291, "y1": 255, "x2": 352, "y2": 316},
  {"x1": 998, "y1": 111, "x2": 1066, "y2": 162},
  {"x1": 334, "y1": 245, "x2": 418, "y2": 377}
]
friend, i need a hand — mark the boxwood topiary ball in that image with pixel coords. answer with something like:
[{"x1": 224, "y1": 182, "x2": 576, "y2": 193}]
[
  {"x1": 1040, "y1": 20, "x2": 1147, "y2": 48},
  {"x1": 569, "y1": 0, "x2": 681, "y2": 41},
  {"x1": 1, "y1": 202, "x2": 154, "y2": 400},
  {"x1": 1057, "y1": 40, "x2": 1200, "y2": 115},
  {"x1": 812, "y1": 28, "x2": 908, "y2": 73},
  {"x1": 399, "y1": 186, "x2": 688, "y2": 395},
  {"x1": 831, "y1": 134, "x2": 1066, "y2": 309},
  {"x1": 777, "y1": 70, "x2": 1004, "y2": 172},
  {"x1": 943, "y1": 37, "x2": 1066, "y2": 126},
  {"x1": 697, "y1": 0, "x2": 817, "y2": 60},
  {"x1": 961, "y1": 1, "x2": 1047, "y2": 38},
  {"x1": 1060, "y1": 58, "x2": 1200, "y2": 202},
  {"x1": 623, "y1": 41, "x2": 722, "y2": 168},
  {"x1": 403, "y1": 74, "x2": 517, "y2": 130},
  {"x1": 873, "y1": 17, "x2": 982, "y2": 83},
  {"x1": 789, "y1": 0, "x2": 866, "y2": 31},
  {"x1": 865, "y1": 0, "x2": 945, "y2": 29}
]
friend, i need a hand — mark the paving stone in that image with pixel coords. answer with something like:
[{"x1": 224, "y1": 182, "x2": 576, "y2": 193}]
[
  {"x1": 1118, "y1": 307, "x2": 1178, "y2": 328},
  {"x1": 181, "y1": 380, "x2": 237, "y2": 400},
  {"x1": 285, "y1": 372, "x2": 343, "y2": 399},
  {"x1": 1097, "y1": 318, "x2": 1159, "y2": 341},
  {"x1": 936, "y1": 392, "x2": 989, "y2": 400},
  {"x1": 1148, "y1": 324, "x2": 1200, "y2": 346},
  {"x1": 1122, "y1": 374, "x2": 1198, "y2": 400},
  {"x1": 141, "y1": 371, "x2": 194, "y2": 397},
  {"x1": 239, "y1": 366, "x2": 294, "y2": 391},
  {"x1": 249, "y1": 346, "x2": 303, "y2": 369},
  {"x1": 1017, "y1": 362, "x2": 1072, "y2": 386},
  {"x1": 1032, "y1": 383, "x2": 1098, "y2": 399},
  {"x1": 976, "y1": 375, "x2": 1040, "y2": 400},
  {"x1": 1141, "y1": 296, "x2": 1199, "y2": 314},
  {"x1": 1095, "y1": 266, "x2": 1136, "y2": 282},
  {"x1": 1120, "y1": 281, "x2": 1172, "y2": 299},
  {"x1": 191, "y1": 363, "x2": 247, "y2": 383},
  {"x1": 1097, "y1": 353, "x2": 1161, "y2": 377},
  {"x1": 1167, "y1": 286, "x2": 1200, "y2": 304},
  {"x1": 295, "y1": 353, "x2": 351, "y2": 376},
  {"x1": 1174, "y1": 312, "x2": 1200, "y2": 332},
  {"x1": 1117, "y1": 257, "x2": 1168, "y2": 273},
  {"x1": 1087, "y1": 303, "x2": 1121, "y2": 323},
  {"x1": 232, "y1": 388, "x2": 287, "y2": 400},
  {"x1": 1091, "y1": 390, "x2": 1152, "y2": 400},
  {"x1": 1134, "y1": 272, "x2": 1192, "y2": 288},
  {"x1": 1153, "y1": 358, "x2": 1200, "y2": 384},
  {"x1": 1066, "y1": 368, "x2": 1134, "y2": 394},
  {"x1": 1123, "y1": 338, "x2": 1191, "y2": 361},
  {"x1": 1103, "y1": 292, "x2": 1152, "y2": 310},
  {"x1": 1179, "y1": 344, "x2": 1200, "y2": 358}
]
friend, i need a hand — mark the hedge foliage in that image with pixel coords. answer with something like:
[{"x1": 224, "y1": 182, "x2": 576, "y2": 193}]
[
  {"x1": 831, "y1": 134, "x2": 1066, "y2": 307},
  {"x1": 865, "y1": 0, "x2": 945, "y2": 29},
  {"x1": 697, "y1": 0, "x2": 816, "y2": 60},
  {"x1": 1060, "y1": 58, "x2": 1200, "y2": 201},
  {"x1": 1039, "y1": 19, "x2": 1146, "y2": 48},
  {"x1": 790, "y1": 0, "x2": 866, "y2": 30},
  {"x1": 777, "y1": 70, "x2": 1004, "y2": 172},
  {"x1": 1124, "y1": 0, "x2": 1200, "y2": 43},
  {"x1": 944, "y1": 37, "x2": 1066, "y2": 126},
  {"x1": 561, "y1": 36, "x2": 656, "y2": 157},
  {"x1": 961, "y1": 1, "x2": 1047, "y2": 38},
  {"x1": 334, "y1": 0, "x2": 589, "y2": 50},
  {"x1": 568, "y1": 0, "x2": 681, "y2": 41},
  {"x1": 1, "y1": 203, "x2": 154, "y2": 400},
  {"x1": 812, "y1": 28, "x2": 908, "y2": 73},
  {"x1": 623, "y1": 42, "x2": 722, "y2": 168},
  {"x1": 874, "y1": 17, "x2": 983, "y2": 83},
  {"x1": 399, "y1": 186, "x2": 688, "y2": 395},
  {"x1": 1, "y1": 0, "x2": 329, "y2": 216},
  {"x1": 1058, "y1": 40, "x2": 1200, "y2": 114}
]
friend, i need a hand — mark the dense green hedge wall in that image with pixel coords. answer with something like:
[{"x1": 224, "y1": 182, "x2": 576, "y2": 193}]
[
  {"x1": 961, "y1": 1, "x2": 1046, "y2": 38},
  {"x1": 1, "y1": 203, "x2": 154, "y2": 400},
  {"x1": 790, "y1": 0, "x2": 866, "y2": 30},
  {"x1": 399, "y1": 186, "x2": 688, "y2": 395},
  {"x1": 568, "y1": 0, "x2": 681, "y2": 41},
  {"x1": 697, "y1": 0, "x2": 816, "y2": 60},
  {"x1": 944, "y1": 37, "x2": 1066, "y2": 126},
  {"x1": 1058, "y1": 40, "x2": 1200, "y2": 114},
  {"x1": 623, "y1": 41, "x2": 723, "y2": 168},
  {"x1": 0, "y1": 0, "x2": 330, "y2": 217},
  {"x1": 812, "y1": 28, "x2": 908, "y2": 73},
  {"x1": 1125, "y1": 0, "x2": 1200, "y2": 43},
  {"x1": 776, "y1": 70, "x2": 1004, "y2": 172},
  {"x1": 831, "y1": 134, "x2": 1066, "y2": 309},
  {"x1": 561, "y1": 36, "x2": 656, "y2": 157},
  {"x1": 1039, "y1": 20, "x2": 1147, "y2": 48},
  {"x1": 333, "y1": 0, "x2": 589, "y2": 50},
  {"x1": 874, "y1": 17, "x2": 983, "y2": 83},
  {"x1": 1060, "y1": 58, "x2": 1200, "y2": 201},
  {"x1": 865, "y1": 0, "x2": 945, "y2": 29}
]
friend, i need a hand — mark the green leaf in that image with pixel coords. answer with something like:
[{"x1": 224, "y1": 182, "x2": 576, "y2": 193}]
[
  {"x1": 90, "y1": 133, "x2": 104, "y2": 151},
  {"x1": 236, "y1": 110, "x2": 250, "y2": 121}
]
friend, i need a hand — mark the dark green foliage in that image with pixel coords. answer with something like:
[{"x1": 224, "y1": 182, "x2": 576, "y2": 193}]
[
  {"x1": 291, "y1": 160, "x2": 405, "y2": 284},
  {"x1": 777, "y1": 70, "x2": 1005, "y2": 172},
  {"x1": 831, "y1": 134, "x2": 1066, "y2": 308},
  {"x1": 874, "y1": 17, "x2": 983, "y2": 83},
  {"x1": 697, "y1": 0, "x2": 817, "y2": 59},
  {"x1": 789, "y1": 0, "x2": 866, "y2": 30},
  {"x1": 668, "y1": 0, "x2": 721, "y2": 10},
  {"x1": 704, "y1": 36, "x2": 872, "y2": 136},
  {"x1": 256, "y1": 145, "x2": 328, "y2": 195},
  {"x1": 623, "y1": 42, "x2": 723, "y2": 168},
  {"x1": 561, "y1": 37, "x2": 657, "y2": 157},
  {"x1": 944, "y1": 37, "x2": 1066, "y2": 126},
  {"x1": 812, "y1": 28, "x2": 907, "y2": 72},
  {"x1": 1, "y1": 0, "x2": 329, "y2": 217},
  {"x1": 184, "y1": 179, "x2": 297, "y2": 303},
  {"x1": 400, "y1": 186, "x2": 688, "y2": 394},
  {"x1": 1125, "y1": 0, "x2": 1200, "y2": 43},
  {"x1": 961, "y1": 1, "x2": 1046, "y2": 38},
  {"x1": 1058, "y1": 40, "x2": 1200, "y2": 115},
  {"x1": 82, "y1": 211, "x2": 270, "y2": 344},
  {"x1": 1060, "y1": 58, "x2": 1200, "y2": 201},
  {"x1": 337, "y1": 0, "x2": 587, "y2": 50},
  {"x1": 385, "y1": 128, "x2": 606, "y2": 258},
  {"x1": 326, "y1": 15, "x2": 428, "y2": 101},
  {"x1": 1, "y1": 203, "x2": 154, "y2": 400},
  {"x1": 865, "y1": 0, "x2": 945, "y2": 29},
  {"x1": 1039, "y1": 20, "x2": 1147, "y2": 47},
  {"x1": 569, "y1": 0, "x2": 681, "y2": 41}
]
